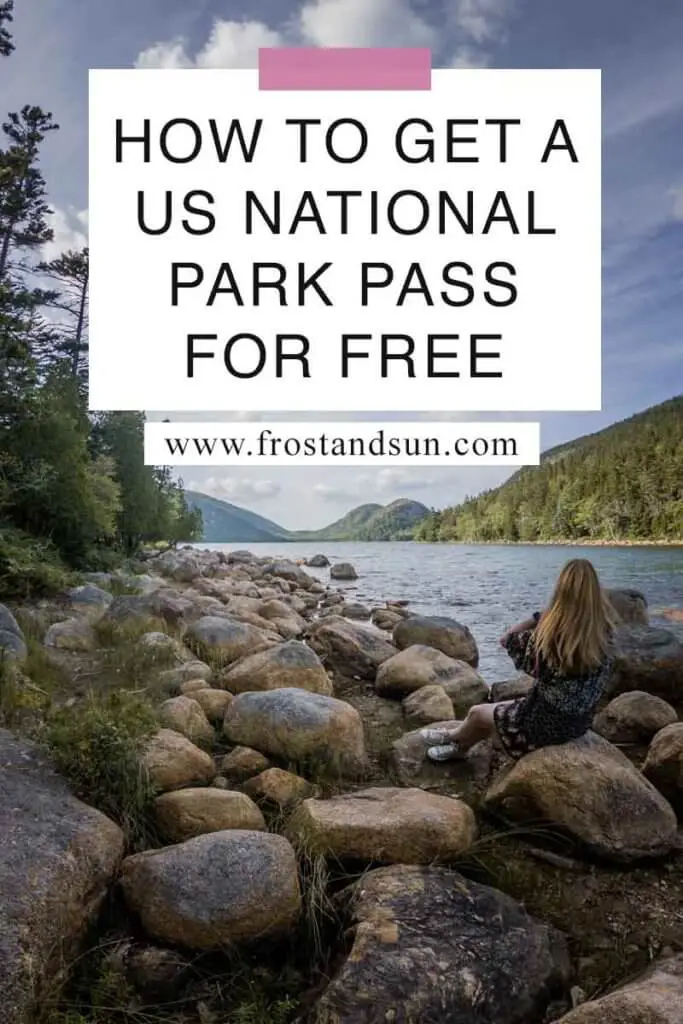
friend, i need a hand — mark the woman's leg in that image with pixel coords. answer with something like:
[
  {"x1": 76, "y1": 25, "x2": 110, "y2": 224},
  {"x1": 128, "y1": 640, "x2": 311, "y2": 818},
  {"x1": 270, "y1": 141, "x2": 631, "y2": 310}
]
[{"x1": 423, "y1": 701, "x2": 514, "y2": 761}]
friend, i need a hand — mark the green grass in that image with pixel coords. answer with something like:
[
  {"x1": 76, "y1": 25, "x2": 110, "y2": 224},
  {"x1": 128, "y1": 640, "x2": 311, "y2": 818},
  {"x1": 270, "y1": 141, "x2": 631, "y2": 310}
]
[
  {"x1": 42, "y1": 689, "x2": 160, "y2": 850},
  {"x1": 0, "y1": 525, "x2": 75, "y2": 600}
]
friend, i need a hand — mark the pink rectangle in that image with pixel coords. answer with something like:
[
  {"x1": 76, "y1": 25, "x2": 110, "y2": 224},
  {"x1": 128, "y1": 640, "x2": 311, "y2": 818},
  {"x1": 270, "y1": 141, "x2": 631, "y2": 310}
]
[{"x1": 259, "y1": 47, "x2": 432, "y2": 91}]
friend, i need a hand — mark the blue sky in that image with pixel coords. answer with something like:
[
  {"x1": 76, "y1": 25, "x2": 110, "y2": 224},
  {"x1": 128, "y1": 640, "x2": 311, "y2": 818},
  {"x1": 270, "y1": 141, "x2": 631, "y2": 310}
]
[{"x1": 1, "y1": 0, "x2": 682, "y2": 528}]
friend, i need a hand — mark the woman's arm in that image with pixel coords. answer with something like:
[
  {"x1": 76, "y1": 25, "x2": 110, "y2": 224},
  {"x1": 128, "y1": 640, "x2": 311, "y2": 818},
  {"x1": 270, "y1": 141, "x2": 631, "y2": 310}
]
[{"x1": 499, "y1": 611, "x2": 542, "y2": 647}]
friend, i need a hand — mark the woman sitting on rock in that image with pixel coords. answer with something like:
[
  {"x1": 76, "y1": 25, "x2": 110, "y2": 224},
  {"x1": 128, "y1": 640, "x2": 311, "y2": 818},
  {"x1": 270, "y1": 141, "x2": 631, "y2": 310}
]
[{"x1": 422, "y1": 558, "x2": 616, "y2": 763}]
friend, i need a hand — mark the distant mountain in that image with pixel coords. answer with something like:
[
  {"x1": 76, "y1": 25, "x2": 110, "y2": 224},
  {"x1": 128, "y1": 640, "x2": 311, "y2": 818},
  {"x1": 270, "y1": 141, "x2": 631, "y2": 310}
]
[
  {"x1": 416, "y1": 395, "x2": 683, "y2": 544},
  {"x1": 184, "y1": 490, "x2": 290, "y2": 543},
  {"x1": 295, "y1": 499, "x2": 431, "y2": 541},
  {"x1": 184, "y1": 491, "x2": 431, "y2": 543}
]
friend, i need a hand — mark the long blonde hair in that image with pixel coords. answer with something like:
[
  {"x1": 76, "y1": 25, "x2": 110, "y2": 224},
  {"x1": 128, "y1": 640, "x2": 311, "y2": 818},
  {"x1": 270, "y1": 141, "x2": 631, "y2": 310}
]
[{"x1": 534, "y1": 559, "x2": 616, "y2": 675}]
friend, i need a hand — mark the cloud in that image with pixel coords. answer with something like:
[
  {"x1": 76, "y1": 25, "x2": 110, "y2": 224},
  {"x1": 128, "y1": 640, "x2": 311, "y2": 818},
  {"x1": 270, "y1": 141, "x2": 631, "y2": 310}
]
[
  {"x1": 313, "y1": 467, "x2": 441, "y2": 502},
  {"x1": 135, "y1": 0, "x2": 511, "y2": 70},
  {"x1": 186, "y1": 476, "x2": 281, "y2": 501},
  {"x1": 43, "y1": 206, "x2": 88, "y2": 261}
]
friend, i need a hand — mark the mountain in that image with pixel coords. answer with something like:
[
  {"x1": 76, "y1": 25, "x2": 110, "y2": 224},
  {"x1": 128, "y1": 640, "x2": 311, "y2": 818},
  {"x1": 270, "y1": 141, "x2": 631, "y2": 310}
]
[
  {"x1": 295, "y1": 499, "x2": 431, "y2": 541},
  {"x1": 184, "y1": 490, "x2": 290, "y2": 543},
  {"x1": 184, "y1": 491, "x2": 431, "y2": 543},
  {"x1": 416, "y1": 396, "x2": 683, "y2": 544}
]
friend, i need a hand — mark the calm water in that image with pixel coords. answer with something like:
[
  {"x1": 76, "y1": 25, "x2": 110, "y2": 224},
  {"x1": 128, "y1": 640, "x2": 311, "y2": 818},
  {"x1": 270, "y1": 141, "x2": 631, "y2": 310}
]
[{"x1": 200, "y1": 542, "x2": 683, "y2": 681}]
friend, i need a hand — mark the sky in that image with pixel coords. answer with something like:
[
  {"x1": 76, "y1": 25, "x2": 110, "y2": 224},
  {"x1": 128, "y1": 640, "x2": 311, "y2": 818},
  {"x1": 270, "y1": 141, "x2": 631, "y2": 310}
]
[{"x1": 1, "y1": 0, "x2": 682, "y2": 529}]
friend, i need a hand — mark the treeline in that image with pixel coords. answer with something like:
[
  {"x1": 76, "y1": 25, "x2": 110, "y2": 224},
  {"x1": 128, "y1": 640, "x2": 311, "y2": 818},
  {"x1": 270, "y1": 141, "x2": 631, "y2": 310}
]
[
  {"x1": 0, "y1": 1, "x2": 200, "y2": 596},
  {"x1": 416, "y1": 396, "x2": 683, "y2": 543}
]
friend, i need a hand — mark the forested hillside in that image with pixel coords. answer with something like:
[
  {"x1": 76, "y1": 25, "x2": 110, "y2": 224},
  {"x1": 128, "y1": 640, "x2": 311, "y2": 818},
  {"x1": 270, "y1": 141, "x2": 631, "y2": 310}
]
[
  {"x1": 416, "y1": 397, "x2": 683, "y2": 543},
  {"x1": 0, "y1": 2, "x2": 200, "y2": 598},
  {"x1": 185, "y1": 491, "x2": 290, "y2": 543},
  {"x1": 294, "y1": 499, "x2": 431, "y2": 541}
]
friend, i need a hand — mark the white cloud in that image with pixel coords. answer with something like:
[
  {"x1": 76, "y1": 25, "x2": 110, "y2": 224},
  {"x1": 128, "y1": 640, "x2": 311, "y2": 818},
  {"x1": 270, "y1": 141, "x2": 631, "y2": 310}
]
[
  {"x1": 43, "y1": 206, "x2": 88, "y2": 261},
  {"x1": 186, "y1": 476, "x2": 281, "y2": 501},
  {"x1": 135, "y1": 0, "x2": 510, "y2": 70},
  {"x1": 452, "y1": 0, "x2": 513, "y2": 44}
]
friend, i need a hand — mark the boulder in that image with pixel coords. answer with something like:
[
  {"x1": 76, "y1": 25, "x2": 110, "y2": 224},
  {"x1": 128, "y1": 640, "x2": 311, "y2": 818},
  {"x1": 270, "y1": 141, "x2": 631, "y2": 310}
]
[
  {"x1": 489, "y1": 675, "x2": 534, "y2": 702},
  {"x1": 402, "y1": 684, "x2": 454, "y2": 727},
  {"x1": 310, "y1": 865, "x2": 570, "y2": 1023},
  {"x1": 556, "y1": 952, "x2": 683, "y2": 1023},
  {"x1": 189, "y1": 688, "x2": 233, "y2": 722},
  {"x1": 286, "y1": 787, "x2": 476, "y2": 864},
  {"x1": 66, "y1": 583, "x2": 113, "y2": 613},
  {"x1": 154, "y1": 788, "x2": 265, "y2": 842},
  {"x1": 642, "y1": 722, "x2": 683, "y2": 814},
  {"x1": 309, "y1": 616, "x2": 396, "y2": 679},
  {"x1": 0, "y1": 603, "x2": 26, "y2": 661},
  {"x1": 330, "y1": 562, "x2": 358, "y2": 580},
  {"x1": 261, "y1": 560, "x2": 315, "y2": 589},
  {"x1": 185, "y1": 615, "x2": 276, "y2": 666},
  {"x1": 593, "y1": 691, "x2": 677, "y2": 744},
  {"x1": 605, "y1": 587, "x2": 648, "y2": 625},
  {"x1": 390, "y1": 721, "x2": 464, "y2": 786},
  {"x1": 224, "y1": 688, "x2": 367, "y2": 777},
  {"x1": 179, "y1": 677, "x2": 210, "y2": 695},
  {"x1": 141, "y1": 729, "x2": 216, "y2": 792},
  {"x1": 0, "y1": 730, "x2": 125, "y2": 1022},
  {"x1": 158, "y1": 697, "x2": 215, "y2": 748},
  {"x1": 371, "y1": 608, "x2": 403, "y2": 631},
  {"x1": 101, "y1": 591, "x2": 193, "y2": 629},
  {"x1": 218, "y1": 641, "x2": 332, "y2": 696},
  {"x1": 376, "y1": 644, "x2": 486, "y2": 712},
  {"x1": 341, "y1": 602, "x2": 371, "y2": 621},
  {"x1": 218, "y1": 746, "x2": 270, "y2": 783},
  {"x1": 306, "y1": 554, "x2": 330, "y2": 567},
  {"x1": 484, "y1": 732, "x2": 677, "y2": 863},
  {"x1": 243, "y1": 768, "x2": 317, "y2": 809},
  {"x1": 158, "y1": 661, "x2": 212, "y2": 692},
  {"x1": 392, "y1": 615, "x2": 479, "y2": 667},
  {"x1": 607, "y1": 625, "x2": 683, "y2": 702},
  {"x1": 43, "y1": 617, "x2": 96, "y2": 652},
  {"x1": 120, "y1": 831, "x2": 301, "y2": 950}
]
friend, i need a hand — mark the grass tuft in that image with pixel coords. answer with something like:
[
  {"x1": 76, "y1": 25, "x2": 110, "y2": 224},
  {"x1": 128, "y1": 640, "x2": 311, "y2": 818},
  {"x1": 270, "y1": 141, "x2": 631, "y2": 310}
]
[{"x1": 41, "y1": 689, "x2": 160, "y2": 850}]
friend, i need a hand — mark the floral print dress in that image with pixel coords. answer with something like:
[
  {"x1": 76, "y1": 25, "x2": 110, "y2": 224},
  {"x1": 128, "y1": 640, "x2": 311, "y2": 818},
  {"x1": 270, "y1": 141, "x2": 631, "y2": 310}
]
[{"x1": 493, "y1": 612, "x2": 613, "y2": 760}]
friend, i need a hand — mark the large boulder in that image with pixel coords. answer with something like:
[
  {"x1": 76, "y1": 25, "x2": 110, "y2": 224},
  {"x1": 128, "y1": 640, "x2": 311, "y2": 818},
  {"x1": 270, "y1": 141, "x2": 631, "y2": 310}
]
[
  {"x1": 309, "y1": 616, "x2": 396, "y2": 679},
  {"x1": 556, "y1": 952, "x2": 683, "y2": 1023},
  {"x1": 306, "y1": 554, "x2": 329, "y2": 567},
  {"x1": 0, "y1": 603, "x2": 26, "y2": 662},
  {"x1": 593, "y1": 691, "x2": 677, "y2": 744},
  {"x1": 120, "y1": 831, "x2": 301, "y2": 949},
  {"x1": 154, "y1": 788, "x2": 265, "y2": 843},
  {"x1": 0, "y1": 730, "x2": 125, "y2": 1022},
  {"x1": 286, "y1": 787, "x2": 476, "y2": 864},
  {"x1": 140, "y1": 729, "x2": 216, "y2": 792},
  {"x1": 189, "y1": 688, "x2": 233, "y2": 723},
  {"x1": 101, "y1": 591, "x2": 193, "y2": 629},
  {"x1": 44, "y1": 617, "x2": 96, "y2": 652},
  {"x1": 392, "y1": 615, "x2": 479, "y2": 667},
  {"x1": 218, "y1": 641, "x2": 332, "y2": 696},
  {"x1": 260, "y1": 560, "x2": 315, "y2": 589},
  {"x1": 329, "y1": 562, "x2": 358, "y2": 580},
  {"x1": 158, "y1": 697, "x2": 215, "y2": 748},
  {"x1": 483, "y1": 732, "x2": 677, "y2": 863},
  {"x1": 223, "y1": 688, "x2": 367, "y2": 777},
  {"x1": 607, "y1": 625, "x2": 683, "y2": 702},
  {"x1": 642, "y1": 722, "x2": 683, "y2": 814},
  {"x1": 604, "y1": 587, "x2": 648, "y2": 625},
  {"x1": 402, "y1": 684, "x2": 455, "y2": 727},
  {"x1": 310, "y1": 865, "x2": 570, "y2": 1023},
  {"x1": 185, "y1": 615, "x2": 276, "y2": 666},
  {"x1": 376, "y1": 644, "x2": 486, "y2": 710},
  {"x1": 65, "y1": 583, "x2": 113, "y2": 615},
  {"x1": 489, "y1": 675, "x2": 535, "y2": 702}
]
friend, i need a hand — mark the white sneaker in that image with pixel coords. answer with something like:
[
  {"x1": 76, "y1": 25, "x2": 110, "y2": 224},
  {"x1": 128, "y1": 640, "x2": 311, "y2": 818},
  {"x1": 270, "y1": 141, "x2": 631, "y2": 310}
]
[
  {"x1": 427, "y1": 744, "x2": 461, "y2": 762},
  {"x1": 420, "y1": 728, "x2": 452, "y2": 744}
]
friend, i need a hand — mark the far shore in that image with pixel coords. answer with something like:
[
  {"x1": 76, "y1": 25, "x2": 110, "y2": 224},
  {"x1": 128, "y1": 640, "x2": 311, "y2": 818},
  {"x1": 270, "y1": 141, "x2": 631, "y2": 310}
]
[{"x1": 432, "y1": 538, "x2": 683, "y2": 549}]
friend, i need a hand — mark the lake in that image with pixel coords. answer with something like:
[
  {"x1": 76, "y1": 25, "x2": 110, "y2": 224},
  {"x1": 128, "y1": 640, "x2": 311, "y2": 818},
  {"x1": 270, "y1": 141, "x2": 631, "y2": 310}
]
[{"x1": 198, "y1": 542, "x2": 683, "y2": 681}]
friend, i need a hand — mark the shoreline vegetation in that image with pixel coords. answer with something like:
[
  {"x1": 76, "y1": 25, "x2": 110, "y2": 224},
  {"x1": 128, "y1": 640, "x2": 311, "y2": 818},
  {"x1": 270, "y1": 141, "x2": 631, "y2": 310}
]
[{"x1": 1, "y1": 545, "x2": 683, "y2": 1023}]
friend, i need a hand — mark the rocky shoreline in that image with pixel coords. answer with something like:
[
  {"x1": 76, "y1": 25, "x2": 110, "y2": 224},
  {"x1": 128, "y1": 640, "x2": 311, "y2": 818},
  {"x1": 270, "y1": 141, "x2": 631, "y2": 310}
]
[{"x1": 1, "y1": 547, "x2": 683, "y2": 1023}]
